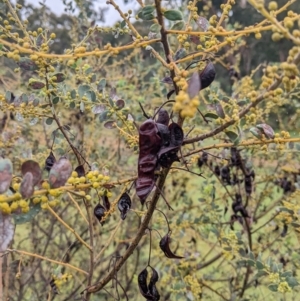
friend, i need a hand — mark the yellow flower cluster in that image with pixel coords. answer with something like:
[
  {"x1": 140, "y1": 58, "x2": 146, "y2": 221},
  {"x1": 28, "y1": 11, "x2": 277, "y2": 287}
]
[
  {"x1": 173, "y1": 91, "x2": 200, "y2": 118},
  {"x1": 67, "y1": 170, "x2": 110, "y2": 190},
  {"x1": 278, "y1": 281, "x2": 292, "y2": 293},
  {"x1": 184, "y1": 275, "x2": 202, "y2": 297}
]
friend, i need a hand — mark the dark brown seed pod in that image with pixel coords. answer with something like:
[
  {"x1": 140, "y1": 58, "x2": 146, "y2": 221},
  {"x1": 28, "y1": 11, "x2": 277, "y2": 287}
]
[
  {"x1": 50, "y1": 278, "x2": 59, "y2": 295},
  {"x1": 156, "y1": 108, "x2": 170, "y2": 126},
  {"x1": 281, "y1": 224, "x2": 288, "y2": 237},
  {"x1": 45, "y1": 151, "x2": 56, "y2": 172},
  {"x1": 75, "y1": 165, "x2": 85, "y2": 177},
  {"x1": 159, "y1": 232, "x2": 184, "y2": 259},
  {"x1": 157, "y1": 146, "x2": 180, "y2": 168},
  {"x1": 245, "y1": 174, "x2": 252, "y2": 196},
  {"x1": 169, "y1": 123, "x2": 184, "y2": 147},
  {"x1": 94, "y1": 204, "x2": 106, "y2": 225},
  {"x1": 220, "y1": 166, "x2": 231, "y2": 184},
  {"x1": 156, "y1": 123, "x2": 171, "y2": 147},
  {"x1": 200, "y1": 61, "x2": 216, "y2": 90},
  {"x1": 102, "y1": 194, "x2": 111, "y2": 211},
  {"x1": 118, "y1": 192, "x2": 131, "y2": 220},
  {"x1": 138, "y1": 268, "x2": 154, "y2": 300},
  {"x1": 230, "y1": 147, "x2": 242, "y2": 167},
  {"x1": 148, "y1": 267, "x2": 160, "y2": 301}
]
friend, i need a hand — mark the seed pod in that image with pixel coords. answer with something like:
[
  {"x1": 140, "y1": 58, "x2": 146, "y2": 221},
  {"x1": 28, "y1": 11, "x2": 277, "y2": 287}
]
[
  {"x1": 156, "y1": 108, "x2": 170, "y2": 126},
  {"x1": 21, "y1": 160, "x2": 42, "y2": 186},
  {"x1": 156, "y1": 123, "x2": 171, "y2": 147},
  {"x1": 245, "y1": 174, "x2": 252, "y2": 196},
  {"x1": 281, "y1": 224, "x2": 288, "y2": 237},
  {"x1": 102, "y1": 194, "x2": 111, "y2": 211},
  {"x1": 169, "y1": 123, "x2": 184, "y2": 147},
  {"x1": 49, "y1": 157, "x2": 72, "y2": 188},
  {"x1": 200, "y1": 61, "x2": 216, "y2": 90},
  {"x1": 230, "y1": 147, "x2": 242, "y2": 167},
  {"x1": 138, "y1": 268, "x2": 153, "y2": 300},
  {"x1": 20, "y1": 172, "x2": 34, "y2": 199},
  {"x1": 75, "y1": 165, "x2": 85, "y2": 177},
  {"x1": 197, "y1": 152, "x2": 208, "y2": 168},
  {"x1": 159, "y1": 232, "x2": 184, "y2": 259},
  {"x1": 214, "y1": 165, "x2": 220, "y2": 176},
  {"x1": 94, "y1": 204, "x2": 106, "y2": 225},
  {"x1": 148, "y1": 267, "x2": 160, "y2": 301},
  {"x1": 118, "y1": 192, "x2": 131, "y2": 220},
  {"x1": 220, "y1": 166, "x2": 231, "y2": 184},
  {"x1": 157, "y1": 146, "x2": 180, "y2": 168},
  {"x1": 45, "y1": 151, "x2": 56, "y2": 172}
]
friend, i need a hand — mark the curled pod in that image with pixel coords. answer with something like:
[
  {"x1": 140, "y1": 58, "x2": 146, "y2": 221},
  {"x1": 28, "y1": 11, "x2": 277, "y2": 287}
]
[
  {"x1": 138, "y1": 268, "x2": 154, "y2": 300},
  {"x1": 94, "y1": 204, "x2": 106, "y2": 225},
  {"x1": 159, "y1": 232, "x2": 184, "y2": 259},
  {"x1": 118, "y1": 192, "x2": 131, "y2": 220},
  {"x1": 148, "y1": 267, "x2": 160, "y2": 301},
  {"x1": 200, "y1": 61, "x2": 216, "y2": 90}
]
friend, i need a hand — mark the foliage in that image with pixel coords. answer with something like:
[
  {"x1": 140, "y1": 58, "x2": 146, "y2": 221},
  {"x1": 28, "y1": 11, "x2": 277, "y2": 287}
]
[{"x1": 0, "y1": 0, "x2": 300, "y2": 300}]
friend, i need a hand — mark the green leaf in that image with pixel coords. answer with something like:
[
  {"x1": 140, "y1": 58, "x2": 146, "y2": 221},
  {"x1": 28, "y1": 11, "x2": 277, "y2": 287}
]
[
  {"x1": 86, "y1": 90, "x2": 96, "y2": 102},
  {"x1": 256, "y1": 261, "x2": 264, "y2": 270},
  {"x1": 271, "y1": 262, "x2": 278, "y2": 273},
  {"x1": 52, "y1": 97, "x2": 60, "y2": 104},
  {"x1": 78, "y1": 84, "x2": 90, "y2": 98},
  {"x1": 286, "y1": 276, "x2": 299, "y2": 288},
  {"x1": 225, "y1": 130, "x2": 239, "y2": 144},
  {"x1": 5, "y1": 91, "x2": 12, "y2": 102},
  {"x1": 70, "y1": 89, "x2": 77, "y2": 99},
  {"x1": 256, "y1": 270, "x2": 268, "y2": 277},
  {"x1": 171, "y1": 21, "x2": 185, "y2": 30},
  {"x1": 99, "y1": 110, "x2": 109, "y2": 122},
  {"x1": 163, "y1": 9, "x2": 183, "y2": 21},
  {"x1": 12, "y1": 203, "x2": 41, "y2": 225},
  {"x1": 69, "y1": 101, "x2": 75, "y2": 109},
  {"x1": 85, "y1": 67, "x2": 93, "y2": 75},
  {"x1": 120, "y1": 20, "x2": 126, "y2": 28},
  {"x1": 141, "y1": 5, "x2": 155, "y2": 15},
  {"x1": 46, "y1": 118, "x2": 54, "y2": 125},
  {"x1": 150, "y1": 23, "x2": 161, "y2": 33},
  {"x1": 268, "y1": 284, "x2": 278, "y2": 292},
  {"x1": 281, "y1": 271, "x2": 292, "y2": 278},
  {"x1": 247, "y1": 259, "x2": 256, "y2": 267},
  {"x1": 249, "y1": 251, "x2": 255, "y2": 260},
  {"x1": 97, "y1": 79, "x2": 106, "y2": 92},
  {"x1": 204, "y1": 112, "x2": 219, "y2": 119},
  {"x1": 138, "y1": 12, "x2": 155, "y2": 20}
]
